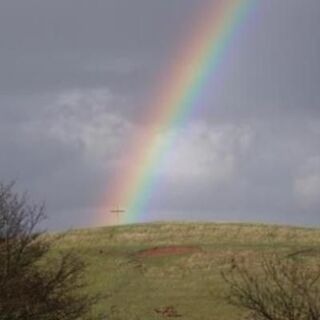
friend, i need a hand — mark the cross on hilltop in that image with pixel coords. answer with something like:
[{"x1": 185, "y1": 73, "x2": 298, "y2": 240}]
[{"x1": 110, "y1": 207, "x2": 125, "y2": 225}]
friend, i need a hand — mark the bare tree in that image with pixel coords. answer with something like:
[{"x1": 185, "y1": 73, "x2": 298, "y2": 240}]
[
  {"x1": 222, "y1": 253, "x2": 320, "y2": 320},
  {"x1": 0, "y1": 182, "x2": 100, "y2": 320}
]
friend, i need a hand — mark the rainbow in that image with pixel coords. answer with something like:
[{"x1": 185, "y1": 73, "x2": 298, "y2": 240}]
[{"x1": 100, "y1": 0, "x2": 256, "y2": 224}]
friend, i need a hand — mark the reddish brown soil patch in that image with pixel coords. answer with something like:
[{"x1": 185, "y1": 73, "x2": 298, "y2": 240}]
[
  {"x1": 137, "y1": 246, "x2": 201, "y2": 257},
  {"x1": 155, "y1": 306, "x2": 182, "y2": 317}
]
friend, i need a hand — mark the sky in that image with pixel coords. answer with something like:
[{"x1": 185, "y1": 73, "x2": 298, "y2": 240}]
[{"x1": 0, "y1": 0, "x2": 320, "y2": 229}]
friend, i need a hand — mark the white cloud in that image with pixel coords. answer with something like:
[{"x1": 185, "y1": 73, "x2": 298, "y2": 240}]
[
  {"x1": 46, "y1": 90, "x2": 255, "y2": 188},
  {"x1": 46, "y1": 88, "x2": 134, "y2": 167},
  {"x1": 157, "y1": 122, "x2": 253, "y2": 185},
  {"x1": 294, "y1": 156, "x2": 320, "y2": 207}
]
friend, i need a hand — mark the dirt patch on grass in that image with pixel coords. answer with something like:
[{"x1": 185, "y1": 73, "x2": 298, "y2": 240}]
[{"x1": 136, "y1": 246, "x2": 201, "y2": 257}]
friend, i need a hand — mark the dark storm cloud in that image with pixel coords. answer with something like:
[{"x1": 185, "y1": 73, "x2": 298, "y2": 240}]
[
  {"x1": 0, "y1": 0, "x2": 202, "y2": 95},
  {"x1": 0, "y1": 0, "x2": 319, "y2": 228}
]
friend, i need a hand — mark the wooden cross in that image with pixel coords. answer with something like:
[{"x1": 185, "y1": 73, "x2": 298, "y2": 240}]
[{"x1": 110, "y1": 207, "x2": 125, "y2": 224}]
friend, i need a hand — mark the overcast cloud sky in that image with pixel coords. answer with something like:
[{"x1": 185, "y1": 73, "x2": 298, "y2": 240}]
[{"x1": 0, "y1": 0, "x2": 319, "y2": 229}]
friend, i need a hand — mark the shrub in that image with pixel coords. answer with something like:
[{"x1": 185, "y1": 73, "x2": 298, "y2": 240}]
[
  {"x1": 222, "y1": 253, "x2": 320, "y2": 320},
  {"x1": 0, "y1": 182, "x2": 99, "y2": 320}
]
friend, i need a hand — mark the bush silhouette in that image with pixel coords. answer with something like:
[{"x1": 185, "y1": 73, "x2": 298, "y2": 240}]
[
  {"x1": 222, "y1": 253, "x2": 320, "y2": 320},
  {"x1": 0, "y1": 182, "x2": 99, "y2": 320}
]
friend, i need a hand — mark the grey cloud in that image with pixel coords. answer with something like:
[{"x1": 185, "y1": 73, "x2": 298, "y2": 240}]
[
  {"x1": 0, "y1": 0, "x2": 320, "y2": 228},
  {"x1": 0, "y1": 0, "x2": 201, "y2": 95}
]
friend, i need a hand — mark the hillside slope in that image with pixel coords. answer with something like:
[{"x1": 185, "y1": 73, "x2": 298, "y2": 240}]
[{"x1": 56, "y1": 222, "x2": 320, "y2": 320}]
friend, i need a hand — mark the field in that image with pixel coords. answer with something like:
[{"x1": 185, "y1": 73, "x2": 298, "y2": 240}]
[{"x1": 55, "y1": 222, "x2": 320, "y2": 320}]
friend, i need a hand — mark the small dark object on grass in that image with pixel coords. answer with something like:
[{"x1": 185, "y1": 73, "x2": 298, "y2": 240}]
[{"x1": 154, "y1": 306, "x2": 182, "y2": 318}]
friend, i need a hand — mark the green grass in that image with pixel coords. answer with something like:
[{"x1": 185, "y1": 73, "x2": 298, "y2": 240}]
[{"x1": 54, "y1": 222, "x2": 320, "y2": 320}]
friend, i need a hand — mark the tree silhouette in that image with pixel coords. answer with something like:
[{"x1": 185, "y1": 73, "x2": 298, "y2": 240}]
[
  {"x1": 0, "y1": 182, "x2": 99, "y2": 320},
  {"x1": 222, "y1": 253, "x2": 320, "y2": 320}
]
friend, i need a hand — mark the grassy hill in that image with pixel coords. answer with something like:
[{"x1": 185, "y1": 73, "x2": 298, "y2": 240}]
[{"x1": 55, "y1": 222, "x2": 320, "y2": 320}]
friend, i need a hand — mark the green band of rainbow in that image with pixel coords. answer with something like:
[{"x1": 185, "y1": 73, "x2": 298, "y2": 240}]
[{"x1": 100, "y1": 0, "x2": 256, "y2": 225}]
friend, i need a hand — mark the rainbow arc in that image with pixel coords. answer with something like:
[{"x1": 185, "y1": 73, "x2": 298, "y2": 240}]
[{"x1": 100, "y1": 0, "x2": 256, "y2": 225}]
